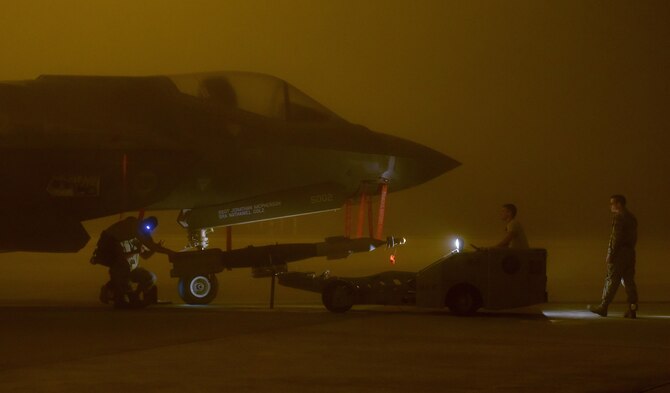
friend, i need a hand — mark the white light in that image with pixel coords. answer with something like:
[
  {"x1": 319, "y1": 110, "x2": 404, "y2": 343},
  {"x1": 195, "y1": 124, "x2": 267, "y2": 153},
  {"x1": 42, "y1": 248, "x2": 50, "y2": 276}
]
[{"x1": 454, "y1": 238, "x2": 461, "y2": 250}]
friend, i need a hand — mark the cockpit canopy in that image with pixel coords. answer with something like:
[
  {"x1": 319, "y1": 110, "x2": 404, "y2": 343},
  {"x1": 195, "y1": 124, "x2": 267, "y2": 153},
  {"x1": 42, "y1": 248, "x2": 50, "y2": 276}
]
[{"x1": 169, "y1": 72, "x2": 342, "y2": 123}]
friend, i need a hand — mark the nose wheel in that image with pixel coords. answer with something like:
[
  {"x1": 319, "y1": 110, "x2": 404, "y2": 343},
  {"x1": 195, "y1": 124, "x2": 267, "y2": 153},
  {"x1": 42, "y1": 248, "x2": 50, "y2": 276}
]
[{"x1": 178, "y1": 274, "x2": 219, "y2": 305}]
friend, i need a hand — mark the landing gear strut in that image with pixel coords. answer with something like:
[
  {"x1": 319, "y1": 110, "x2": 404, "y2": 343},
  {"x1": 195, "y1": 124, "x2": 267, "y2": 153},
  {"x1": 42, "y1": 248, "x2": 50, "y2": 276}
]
[{"x1": 187, "y1": 228, "x2": 213, "y2": 250}]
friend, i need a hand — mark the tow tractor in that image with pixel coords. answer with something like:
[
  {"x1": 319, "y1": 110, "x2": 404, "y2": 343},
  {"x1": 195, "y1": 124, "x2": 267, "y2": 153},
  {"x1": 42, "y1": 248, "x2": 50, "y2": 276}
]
[{"x1": 277, "y1": 240, "x2": 548, "y2": 315}]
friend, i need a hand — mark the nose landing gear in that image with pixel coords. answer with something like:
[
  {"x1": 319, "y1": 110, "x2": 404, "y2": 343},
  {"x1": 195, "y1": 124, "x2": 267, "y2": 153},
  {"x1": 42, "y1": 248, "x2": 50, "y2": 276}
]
[{"x1": 177, "y1": 274, "x2": 219, "y2": 305}]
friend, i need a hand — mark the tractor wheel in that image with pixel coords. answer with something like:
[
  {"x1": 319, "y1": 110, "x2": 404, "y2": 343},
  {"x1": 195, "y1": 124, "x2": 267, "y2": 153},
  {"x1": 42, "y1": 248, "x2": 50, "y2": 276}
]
[
  {"x1": 446, "y1": 285, "x2": 482, "y2": 316},
  {"x1": 322, "y1": 280, "x2": 354, "y2": 313}
]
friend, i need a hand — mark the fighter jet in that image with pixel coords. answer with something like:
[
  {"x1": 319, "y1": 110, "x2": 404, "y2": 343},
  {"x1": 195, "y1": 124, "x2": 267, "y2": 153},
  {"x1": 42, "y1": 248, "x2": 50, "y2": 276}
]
[{"x1": 0, "y1": 71, "x2": 459, "y2": 302}]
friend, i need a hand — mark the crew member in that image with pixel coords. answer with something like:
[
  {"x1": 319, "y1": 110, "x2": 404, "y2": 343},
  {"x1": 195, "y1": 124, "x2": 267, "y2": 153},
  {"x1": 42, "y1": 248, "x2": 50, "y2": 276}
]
[
  {"x1": 589, "y1": 195, "x2": 639, "y2": 318},
  {"x1": 92, "y1": 216, "x2": 172, "y2": 308},
  {"x1": 493, "y1": 203, "x2": 529, "y2": 249}
]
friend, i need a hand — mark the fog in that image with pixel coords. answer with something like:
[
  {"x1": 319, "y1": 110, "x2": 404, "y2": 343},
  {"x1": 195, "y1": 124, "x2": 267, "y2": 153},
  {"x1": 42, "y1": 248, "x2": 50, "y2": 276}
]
[{"x1": 0, "y1": 0, "x2": 668, "y2": 304}]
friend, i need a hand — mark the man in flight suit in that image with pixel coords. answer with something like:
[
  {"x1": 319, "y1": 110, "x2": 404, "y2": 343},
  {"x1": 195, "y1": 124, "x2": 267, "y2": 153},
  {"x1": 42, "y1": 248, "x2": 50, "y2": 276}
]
[
  {"x1": 92, "y1": 216, "x2": 173, "y2": 308},
  {"x1": 589, "y1": 195, "x2": 639, "y2": 318}
]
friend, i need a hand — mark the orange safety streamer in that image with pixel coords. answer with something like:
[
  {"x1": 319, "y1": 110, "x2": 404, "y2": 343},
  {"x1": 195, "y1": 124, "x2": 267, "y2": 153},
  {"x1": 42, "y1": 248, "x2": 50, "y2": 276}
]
[
  {"x1": 375, "y1": 183, "x2": 389, "y2": 240},
  {"x1": 356, "y1": 193, "x2": 367, "y2": 238}
]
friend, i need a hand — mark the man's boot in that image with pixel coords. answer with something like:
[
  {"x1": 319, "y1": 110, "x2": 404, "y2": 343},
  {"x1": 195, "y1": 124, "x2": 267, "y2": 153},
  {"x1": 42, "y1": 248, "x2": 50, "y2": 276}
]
[
  {"x1": 113, "y1": 284, "x2": 134, "y2": 309},
  {"x1": 140, "y1": 286, "x2": 158, "y2": 307},
  {"x1": 624, "y1": 303, "x2": 637, "y2": 319},
  {"x1": 99, "y1": 282, "x2": 114, "y2": 304},
  {"x1": 588, "y1": 304, "x2": 608, "y2": 317}
]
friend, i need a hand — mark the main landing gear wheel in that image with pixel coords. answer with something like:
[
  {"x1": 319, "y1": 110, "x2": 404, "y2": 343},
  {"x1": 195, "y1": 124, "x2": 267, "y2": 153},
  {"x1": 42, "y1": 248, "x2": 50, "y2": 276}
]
[
  {"x1": 322, "y1": 280, "x2": 354, "y2": 313},
  {"x1": 178, "y1": 274, "x2": 219, "y2": 305}
]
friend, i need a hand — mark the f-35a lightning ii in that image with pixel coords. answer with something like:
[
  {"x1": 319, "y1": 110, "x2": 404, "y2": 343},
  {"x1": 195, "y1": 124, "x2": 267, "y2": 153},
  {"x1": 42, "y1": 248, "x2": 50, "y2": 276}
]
[{"x1": 0, "y1": 71, "x2": 459, "y2": 303}]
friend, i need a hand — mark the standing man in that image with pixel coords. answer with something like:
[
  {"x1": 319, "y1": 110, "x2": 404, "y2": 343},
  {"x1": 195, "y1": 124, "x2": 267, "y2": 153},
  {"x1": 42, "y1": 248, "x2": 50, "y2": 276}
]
[
  {"x1": 589, "y1": 195, "x2": 639, "y2": 318},
  {"x1": 91, "y1": 216, "x2": 172, "y2": 308},
  {"x1": 493, "y1": 203, "x2": 529, "y2": 249}
]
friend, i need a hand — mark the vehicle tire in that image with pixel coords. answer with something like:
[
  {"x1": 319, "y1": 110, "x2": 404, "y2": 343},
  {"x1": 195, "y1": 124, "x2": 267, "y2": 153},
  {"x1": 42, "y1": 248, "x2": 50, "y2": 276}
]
[
  {"x1": 322, "y1": 280, "x2": 354, "y2": 313},
  {"x1": 178, "y1": 274, "x2": 218, "y2": 305},
  {"x1": 446, "y1": 285, "x2": 482, "y2": 316}
]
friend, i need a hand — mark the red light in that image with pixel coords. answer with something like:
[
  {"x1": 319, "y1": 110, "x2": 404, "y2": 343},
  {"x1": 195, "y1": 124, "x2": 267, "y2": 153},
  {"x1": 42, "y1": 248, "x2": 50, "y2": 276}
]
[{"x1": 390, "y1": 254, "x2": 396, "y2": 265}]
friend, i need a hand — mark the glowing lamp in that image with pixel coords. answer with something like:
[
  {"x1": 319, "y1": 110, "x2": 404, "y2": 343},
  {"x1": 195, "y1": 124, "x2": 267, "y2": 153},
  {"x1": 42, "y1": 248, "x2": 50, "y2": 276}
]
[{"x1": 453, "y1": 237, "x2": 464, "y2": 253}]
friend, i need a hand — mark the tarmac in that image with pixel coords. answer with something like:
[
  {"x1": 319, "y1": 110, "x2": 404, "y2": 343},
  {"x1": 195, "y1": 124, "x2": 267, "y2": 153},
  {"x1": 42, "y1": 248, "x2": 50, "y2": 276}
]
[{"x1": 1, "y1": 302, "x2": 669, "y2": 392}]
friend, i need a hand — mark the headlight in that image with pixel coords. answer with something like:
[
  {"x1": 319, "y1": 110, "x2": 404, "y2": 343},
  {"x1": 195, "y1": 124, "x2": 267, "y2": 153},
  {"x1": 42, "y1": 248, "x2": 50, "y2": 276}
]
[{"x1": 454, "y1": 237, "x2": 464, "y2": 252}]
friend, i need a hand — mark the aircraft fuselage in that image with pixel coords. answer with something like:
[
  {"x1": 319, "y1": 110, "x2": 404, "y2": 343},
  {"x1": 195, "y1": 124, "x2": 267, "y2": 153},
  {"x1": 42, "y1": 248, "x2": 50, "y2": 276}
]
[{"x1": 0, "y1": 72, "x2": 459, "y2": 252}]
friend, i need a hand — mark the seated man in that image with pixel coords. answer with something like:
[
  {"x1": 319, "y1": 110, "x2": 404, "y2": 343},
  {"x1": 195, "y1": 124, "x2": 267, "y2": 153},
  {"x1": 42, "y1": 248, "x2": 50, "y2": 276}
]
[
  {"x1": 495, "y1": 203, "x2": 529, "y2": 249},
  {"x1": 91, "y1": 216, "x2": 173, "y2": 308},
  {"x1": 476, "y1": 204, "x2": 529, "y2": 250}
]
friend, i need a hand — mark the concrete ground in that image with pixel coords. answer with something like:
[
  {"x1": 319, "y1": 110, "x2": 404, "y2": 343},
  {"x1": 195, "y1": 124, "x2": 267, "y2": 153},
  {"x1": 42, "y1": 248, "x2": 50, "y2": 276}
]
[{"x1": 0, "y1": 302, "x2": 669, "y2": 392}]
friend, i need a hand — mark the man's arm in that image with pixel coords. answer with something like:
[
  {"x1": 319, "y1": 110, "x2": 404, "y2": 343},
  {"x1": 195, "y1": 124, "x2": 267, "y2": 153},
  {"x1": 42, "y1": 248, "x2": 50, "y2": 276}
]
[
  {"x1": 494, "y1": 232, "x2": 515, "y2": 248},
  {"x1": 607, "y1": 214, "x2": 628, "y2": 263},
  {"x1": 493, "y1": 220, "x2": 521, "y2": 248},
  {"x1": 138, "y1": 234, "x2": 174, "y2": 256}
]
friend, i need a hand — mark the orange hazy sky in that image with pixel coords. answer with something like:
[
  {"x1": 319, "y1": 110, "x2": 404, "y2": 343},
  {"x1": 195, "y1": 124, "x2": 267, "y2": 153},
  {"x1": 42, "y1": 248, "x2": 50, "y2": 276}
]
[{"x1": 0, "y1": 1, "x2": 668, "y2": 303}]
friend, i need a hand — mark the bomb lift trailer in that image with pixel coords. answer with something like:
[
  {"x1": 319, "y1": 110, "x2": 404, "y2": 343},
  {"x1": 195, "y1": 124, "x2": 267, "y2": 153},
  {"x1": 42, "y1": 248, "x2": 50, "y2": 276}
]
[
  {"x1": 167, "y1": 236, "x2": 407, "y2": 304},
  {"x1": 166, "y1": 178, "x2": 408, "y2": 305}
]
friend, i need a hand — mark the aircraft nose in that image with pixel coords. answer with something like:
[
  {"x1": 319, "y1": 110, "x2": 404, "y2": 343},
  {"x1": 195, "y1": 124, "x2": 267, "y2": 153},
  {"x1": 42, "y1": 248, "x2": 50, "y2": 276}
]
[{"x1": 389, "y1": 139, "x2": 460, "y2": 190}]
